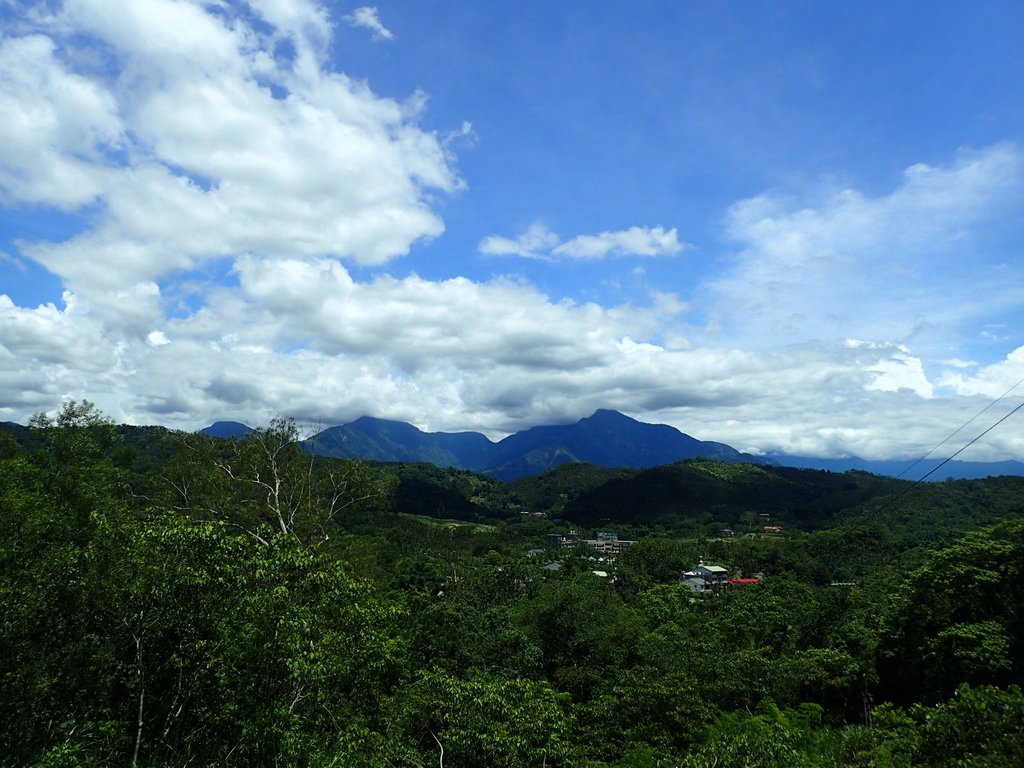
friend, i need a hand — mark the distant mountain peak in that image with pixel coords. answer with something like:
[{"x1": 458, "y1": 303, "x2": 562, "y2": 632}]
[
  {"x1": 584, "y1": 408, "x2": 634, "y2": 422},
  {"x1": 199, "y1": 421, "x2": 252, "y2": 439},
  {"x1": 349, "y1": 415, "x2": 414, "y2": 427}
]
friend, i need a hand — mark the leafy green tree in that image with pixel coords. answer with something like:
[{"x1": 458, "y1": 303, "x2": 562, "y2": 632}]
[
  {"x1": 521, "y1": 575, "x2": 641, "y2": 700},
  {"x1": 2, "y1": 408, "x2": 413, "y2": 766},
  {"x1": 135, "y1": 522, "x2": 408, "y2": 766},
  {"x1": 160, "y1": 418, "x2": 393, "y2": 546},
  {"x1": 880, "y1": 520, "x2": 1024, "y2": 701},
  {"x1": 0, "y1": 404, "x2": 139, "y2": 764},
  {"x1": 394, "y1": 670, "x2": 577, "y2": 767},
  {"x1": 682, "y1": 704, "x2": 815, "y2": 768},
  {"x1": 856, "y1": 685, "x2": 1024, "y2": 768},
  {"x1": 408, "y1": 553, "x2": 543, "y2": 679},
  {"x1": 5, "y1": 510, "x2": 411, "y2": 766},
  {"x1": 911, "y1": 684, "x2": 1024, "y2": 767}
]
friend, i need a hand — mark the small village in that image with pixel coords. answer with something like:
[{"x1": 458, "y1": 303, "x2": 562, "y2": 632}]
[{"x1": 533, "y1": 530, "x2": 764, "y2": 590}]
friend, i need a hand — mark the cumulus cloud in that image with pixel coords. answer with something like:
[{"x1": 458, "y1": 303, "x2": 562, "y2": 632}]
[
  {"x1": 0, "y1": 34, "x2": 123, "y2": 209},
  {"x1": 939, "y1": 345, "x2": 1024, "y2": 399},
  {"x1": 229, "y1": 257, "x2": 692, "y2": 374},
  {"x1": 0, "y1": 293, "x2": 107, "y2": 367},
  {"x1": 865, "y1": 351, "x2": 934, "y2": 398},
  {"x1": 0, "y1": 0, "x2": 457, "y2": 311},
  {"x1": 6, "y1": 257, "x2": 1020, "y2": 462},
  {"x1": 480, "y1": 223, "x2": 686, "y2": 260},
  {"x1": 478, "y1": 223, "x2": 561, "y2": 259},
  {"x1": 708, "y1": 144, "x2": 1024, "y2": 353},
  {"x1": 344, "y1": 6, "x2": 394, "y2": 41}
]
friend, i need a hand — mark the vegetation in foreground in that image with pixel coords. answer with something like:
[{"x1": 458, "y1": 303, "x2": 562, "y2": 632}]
[{"x1": 1, "y1": 402, "x2": 1023, "y2": 767}]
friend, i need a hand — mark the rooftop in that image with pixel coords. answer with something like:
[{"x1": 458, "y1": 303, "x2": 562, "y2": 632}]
[{"x1": 700, "y1": 565, "x2": 728, "y2": 573}]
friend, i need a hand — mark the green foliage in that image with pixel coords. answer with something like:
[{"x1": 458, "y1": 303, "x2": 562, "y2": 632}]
[
  {"x1": 880, "y1": 520, "x2": 1024, "y2": 702},
  {"x1": 509, "y1": 461, "x2": 638, "y2": 516},
  {"x1": 855, "y1": 685, "x2": 1024, "y2": 768},
  {"x1": 911, "y1": 684, "x2": 1024, "y2": 767},
  {"x1": 523, "y1": 575, "x2": 642, "y2": 700},
  {"x1": 157, "y1": 418, "x2": 393, "y2": 545},
  {"x1": 395, "y1": 670, "x2": 577, "y2": 767},
  {"x1": 682, "y1": 704, "x2": 815, "y2": 768},
  {"x1": 561, "y1": 460, "x2": 903, "y2": 532},
  {"x1": 4, "y1": 406, "x2": 1024, "y2": 766},
  {"x1": 619, "y1": 538, "x2": 703, "y2": 585},
  {"x1": 386, "y1": 461, "x2": 519, "y2": 520}
]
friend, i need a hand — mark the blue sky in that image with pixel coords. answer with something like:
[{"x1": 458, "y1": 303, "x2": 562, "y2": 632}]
[{"x1": 1, "y1": 0, "x2": 1023, "y2": 461}]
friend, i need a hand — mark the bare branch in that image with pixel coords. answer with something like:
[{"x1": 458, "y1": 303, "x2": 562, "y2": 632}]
[{"x1": 430, "y1": 730, "x2": 444, "y2": 768}]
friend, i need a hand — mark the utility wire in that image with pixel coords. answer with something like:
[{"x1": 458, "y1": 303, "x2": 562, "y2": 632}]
[
  {"x1": 895, "y1": 374, "x2": 1024, "y2": 480},
  {"x1": 872, "y1": 376, "x2": 1024, "y2": 516},
  {"x1": 911, "y1": 398, "x2": 1024, "y2": 484}
]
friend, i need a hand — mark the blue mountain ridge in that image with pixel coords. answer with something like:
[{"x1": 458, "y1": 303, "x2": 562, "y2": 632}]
[
  {"x1": 198, "y1": 411, "x2": 1024, "y2": 482},
  {"x1": 200, "y1": 421, "x2": 254, "y2": 439},
  {"x1": 769, "y1": 453, "x2": 1024, "y2": 483},
  {"x1": 205, "y1": 410, "x2": 770, "y2": 480}
]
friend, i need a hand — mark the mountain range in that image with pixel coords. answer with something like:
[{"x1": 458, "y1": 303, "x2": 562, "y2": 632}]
[
  {"x1": 203, "y1": 409, "x2": 766, "y2": 481},
  {"x1": 200, "y1": 410, "x2": 1024, "y2": 482}
]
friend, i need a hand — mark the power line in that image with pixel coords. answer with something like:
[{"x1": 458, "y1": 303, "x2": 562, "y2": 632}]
[
  {"x1": 912, "y1": 398, "x2": 1024, "y2": 484},
  {"x1": 873, "y1": 376, "x2": 1024, "y2": 516},
  {"x1": 895, "y1": 374, "x2": 1024, "y2": 481}
]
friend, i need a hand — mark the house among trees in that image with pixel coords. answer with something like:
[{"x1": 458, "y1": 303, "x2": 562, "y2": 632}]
[
  {"x1": 680, "y1": 562, "x2": 730, "y2": 595},
  {"x1": 680, "y1": 563, "x2": 762, "y2": 594}
]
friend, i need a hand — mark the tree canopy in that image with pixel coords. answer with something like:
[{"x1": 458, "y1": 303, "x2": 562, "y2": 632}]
[{"x1": 2, "y1": 405, "x2": 1023, "y2": 766}]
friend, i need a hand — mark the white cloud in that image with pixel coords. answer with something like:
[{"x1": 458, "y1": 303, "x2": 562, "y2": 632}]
[
  {"x1": 250, "y1": 0, "x2": 333, "y2": 50},
  {"x1": 1, "y1": 0, "x2": 458, "y2": 311},
  {"x1": 147, "y1": 330, "x2": 170, "y2": 347},
  {"x1": 0, "y1": 34, "x2": 123, "y2": 209},
  {"x1": 0, "y1": 238, "x2": 972, "y2": 458},
  {"x1": 0, "y1": 293, "x2": 107, "y2": 367},
  {"x1": 939, "y1": 345, "x2": 1024, "y2": 399},
  {"x1": 478, "y1": 223, "x2": 560, "y2": 258},
  {"x1": 708, "y1": 144, "x2": 1024, "y2": 352},
  {"x1": 344, "y1": 6, "x2": 394, "y2": 41},
  {"x1": 553, "y1": 226, "x2": 686, "y2": 259},
  {"x1": 865, "y1": 350, "x2": 934, "y2": 398},
  {"x1": 5, "y1": 257, "x2": 1020, "y2": 462},
  {"x1": 479, "y1": 223, "x2": 687, "y2": 260},
  {"x1": 220, "y1": 256, "x2": 683, "y2": 374}
]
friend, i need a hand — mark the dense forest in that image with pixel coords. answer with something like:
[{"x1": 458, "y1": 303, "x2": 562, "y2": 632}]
[{"x1": 2, "y1": 401, "x2": 1023, "y2": 767}]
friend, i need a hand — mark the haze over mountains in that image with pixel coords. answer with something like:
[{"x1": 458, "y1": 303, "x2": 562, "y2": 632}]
[{"x1": 200, "y1": 410, "x2": 1024, "y2": 482}]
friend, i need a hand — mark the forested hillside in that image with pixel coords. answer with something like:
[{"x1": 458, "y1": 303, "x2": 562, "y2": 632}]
[{"x1": 2, "y1": 403, "x2": 1023, "y2": 767}]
